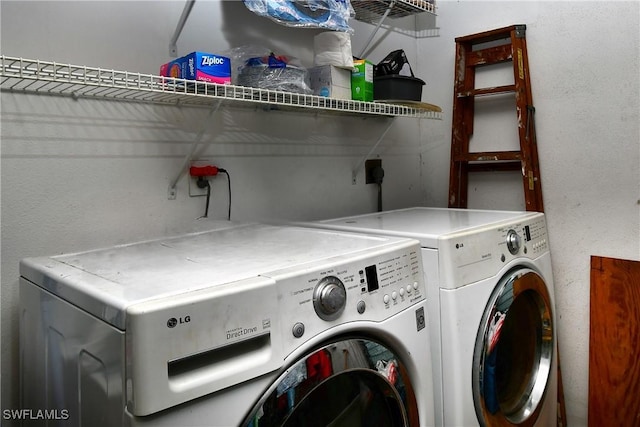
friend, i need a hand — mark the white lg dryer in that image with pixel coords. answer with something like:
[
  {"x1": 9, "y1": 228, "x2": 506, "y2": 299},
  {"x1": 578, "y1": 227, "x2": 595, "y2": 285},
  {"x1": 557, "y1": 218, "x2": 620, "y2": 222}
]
[
  {"x1": 20, "y1": 222, "x2": 435, "y2": 426},
  {"x1": 304, "y1": 207, "x2": 557, "y2": 427}
]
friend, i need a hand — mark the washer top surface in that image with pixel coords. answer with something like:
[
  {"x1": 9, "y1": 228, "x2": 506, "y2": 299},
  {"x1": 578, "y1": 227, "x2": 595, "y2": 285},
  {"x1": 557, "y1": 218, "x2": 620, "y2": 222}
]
[
  {"x1": 314, "y1": 207, "x2": 541, "y2": 248},
  {"x1": 20, "y1": 222, "x2": 416, "y2": 324}
]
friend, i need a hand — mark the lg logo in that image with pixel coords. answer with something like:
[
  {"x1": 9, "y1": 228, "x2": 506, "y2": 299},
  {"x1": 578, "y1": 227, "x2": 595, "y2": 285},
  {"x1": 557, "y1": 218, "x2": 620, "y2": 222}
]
[{"x1": 167, "y1": 316, "x2": 191, "y2": 328}]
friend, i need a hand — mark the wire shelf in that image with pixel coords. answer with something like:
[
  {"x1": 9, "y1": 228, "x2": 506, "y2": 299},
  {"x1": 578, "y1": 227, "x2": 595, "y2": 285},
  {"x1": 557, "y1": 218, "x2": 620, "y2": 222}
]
[
  {"x1": 353, "y1": 0, "x2": 436, "y2": 24},
  {"x1": 0, "y1": 56, "x2": 441, "y2": 119}
]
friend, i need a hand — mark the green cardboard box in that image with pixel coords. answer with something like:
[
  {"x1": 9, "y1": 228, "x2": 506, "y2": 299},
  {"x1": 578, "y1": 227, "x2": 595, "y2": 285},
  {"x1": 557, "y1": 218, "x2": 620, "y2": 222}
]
[{"x1": 351, "y1": 59, "x2": 374, "y2": 102}]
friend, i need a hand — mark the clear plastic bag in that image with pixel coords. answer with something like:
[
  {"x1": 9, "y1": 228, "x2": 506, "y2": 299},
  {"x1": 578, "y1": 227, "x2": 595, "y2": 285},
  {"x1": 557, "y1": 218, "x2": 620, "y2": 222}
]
[
  {"x1": 243, "y1": 0, "x2": 354, "y2": 33},
  {"x1": 230, "y1": 46, "x2": 313, "y2": 94},
  {"x1": 375, "y1": 359, "x2": 399, "y2": 385}
]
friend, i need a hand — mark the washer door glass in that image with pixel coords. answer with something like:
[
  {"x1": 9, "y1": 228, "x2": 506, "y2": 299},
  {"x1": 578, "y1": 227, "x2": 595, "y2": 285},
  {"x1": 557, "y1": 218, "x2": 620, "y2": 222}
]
[
  {"x1": 472, "y1": 268, "x2": 554, "y2": 426},
  {"x1": 243, "y1": 338, "x2": 419, "y2": 427}
]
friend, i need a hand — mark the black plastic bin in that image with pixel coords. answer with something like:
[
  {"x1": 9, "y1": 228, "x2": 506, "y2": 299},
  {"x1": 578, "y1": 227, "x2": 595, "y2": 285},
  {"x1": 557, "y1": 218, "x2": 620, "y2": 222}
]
[{"x1": 374, "y1": 75, "x2": 425, "y2": 101}]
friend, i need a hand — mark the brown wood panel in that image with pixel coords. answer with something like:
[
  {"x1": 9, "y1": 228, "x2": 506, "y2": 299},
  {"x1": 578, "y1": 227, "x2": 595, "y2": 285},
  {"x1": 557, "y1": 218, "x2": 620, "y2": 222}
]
[{"x1": 589, "y1": 256, "x2": 640, "y2": 426}]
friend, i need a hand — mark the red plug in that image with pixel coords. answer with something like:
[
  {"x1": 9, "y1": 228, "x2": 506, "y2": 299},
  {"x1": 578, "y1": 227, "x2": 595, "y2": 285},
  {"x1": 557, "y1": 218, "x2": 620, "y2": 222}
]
[{"x1": 189, "y1": 165, "x2": 219, "y2": 177}]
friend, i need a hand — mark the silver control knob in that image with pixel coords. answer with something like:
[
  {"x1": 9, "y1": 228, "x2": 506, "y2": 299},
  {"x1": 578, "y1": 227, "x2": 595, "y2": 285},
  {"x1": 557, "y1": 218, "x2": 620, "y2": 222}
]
[
  {"x1": 506, "y1": 229, "x2": 521, "y2": 255},
  {"x1": 313, "y1": 276, "x2": 346, "y2": 321}
]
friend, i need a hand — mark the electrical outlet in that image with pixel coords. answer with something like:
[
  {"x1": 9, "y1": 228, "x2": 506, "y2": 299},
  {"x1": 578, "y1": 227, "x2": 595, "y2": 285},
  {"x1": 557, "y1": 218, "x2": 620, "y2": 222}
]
[
  {"x1": 189, "y1": 175, "x2": 209, "y2": 197},
  {"x1": 365, "y1": 159, "x2": 383, "y2": 184},
  {"x1": 189, "y1": 160, "x2": 212, "y2": 197}
]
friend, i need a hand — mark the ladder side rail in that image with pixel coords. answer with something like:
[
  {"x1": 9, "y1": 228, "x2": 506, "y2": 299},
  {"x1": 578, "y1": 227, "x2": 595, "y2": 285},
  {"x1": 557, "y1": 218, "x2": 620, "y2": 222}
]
[
  {"x1": 449, "y1": 40, "x2": 474, "y2": 208},
  {"x1": 520, "y1": 34, "x2": 545, "y2": 212},
  {"x1": 511, "y1": 27, "x2": 544, "y2": 212}
]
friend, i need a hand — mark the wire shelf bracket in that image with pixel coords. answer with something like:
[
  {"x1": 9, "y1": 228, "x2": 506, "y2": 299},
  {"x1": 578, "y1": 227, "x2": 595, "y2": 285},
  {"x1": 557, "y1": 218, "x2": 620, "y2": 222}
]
[
  {"x1": 169, "y1": 0, "x2": 197, "y2": 57},
  {"x1": 353, "y1": 0, "x2": 437, "y2": 56}
]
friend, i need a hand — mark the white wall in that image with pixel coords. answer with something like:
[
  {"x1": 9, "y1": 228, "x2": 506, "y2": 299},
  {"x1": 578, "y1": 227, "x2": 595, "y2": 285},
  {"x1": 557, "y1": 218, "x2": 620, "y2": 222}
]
[
  {"x1": 0, "y1": 0, "x2": 426, "y2": 412},
  {"x1": 420, "y1": 1, "x2": 640, "y2": 425},
  {"x1": 2, "y1": 1, "x2": 639, "y2": 426}
]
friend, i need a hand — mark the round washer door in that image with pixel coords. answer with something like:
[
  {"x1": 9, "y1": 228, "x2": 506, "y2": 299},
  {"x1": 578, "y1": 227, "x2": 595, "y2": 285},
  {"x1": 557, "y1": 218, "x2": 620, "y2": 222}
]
[
  {"x1": 472, "y1": 267, "x2": 554, "y2": 426},
  {"x1": 243, "y1": 338, "x2": 419, "y2": 427}
]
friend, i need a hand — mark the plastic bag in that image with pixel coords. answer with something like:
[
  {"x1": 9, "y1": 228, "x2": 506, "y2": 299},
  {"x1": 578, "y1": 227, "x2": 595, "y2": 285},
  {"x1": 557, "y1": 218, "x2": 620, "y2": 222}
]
[
  {"x1": 243, "y1": 0, "x2": 354, "y2": 33},
  {"x1": 232, "y1": 46, "x2": 313, "y2": 94},
  {"x1": 375, "y1": 359, "x2": 399, "y2": 385},
  {"x1": 224, "y1": 45, "x2": 273, "y2": 85}
]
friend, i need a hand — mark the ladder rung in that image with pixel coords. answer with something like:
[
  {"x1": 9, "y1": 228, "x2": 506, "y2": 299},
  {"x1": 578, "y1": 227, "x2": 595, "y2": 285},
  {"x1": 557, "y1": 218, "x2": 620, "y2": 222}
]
[
  {"x1": 454, "y1": 151, "x2": 522, "y2": 162},
  {"x1": 455, "y1": 24, "x2": 525, "y2": 45},
  {"x1": 458, "y1": 85, "x2": 516, "y2": 98},
  {"x1": 466, "y1": 44, "x2": 513, "y2": 66},
  {"x1": 467, "y1": 161, "x2": 522, "y2": 172}
]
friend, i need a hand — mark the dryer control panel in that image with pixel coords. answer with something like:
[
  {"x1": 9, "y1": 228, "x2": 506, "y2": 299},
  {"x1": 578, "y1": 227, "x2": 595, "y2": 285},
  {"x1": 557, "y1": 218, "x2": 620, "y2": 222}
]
[
  {"x1": 269, "y1": 241, "x2": 426, "y2": 353},
  {"x1": 439, "y1": 213, "x2": 549, "y2": 289}
]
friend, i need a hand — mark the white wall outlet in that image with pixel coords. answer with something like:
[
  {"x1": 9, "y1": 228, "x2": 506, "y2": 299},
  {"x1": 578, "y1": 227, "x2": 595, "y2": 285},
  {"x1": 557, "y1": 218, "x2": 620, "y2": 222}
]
[{"x1": 189, "y1": 175, "x2": 210, "y2": 197}]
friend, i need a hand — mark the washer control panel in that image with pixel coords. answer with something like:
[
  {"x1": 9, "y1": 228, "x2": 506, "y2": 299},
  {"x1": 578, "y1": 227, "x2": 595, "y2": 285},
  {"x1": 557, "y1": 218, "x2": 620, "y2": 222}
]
[
  {"x1": 272, "y1": 241, "x2": 425, "y2": 346},
  {"x1": 440, "y1": 213, "x2": 549, "y2": 289},
  {"x1": 499, "y1": 215, "x2": 549, "y2": 258}
]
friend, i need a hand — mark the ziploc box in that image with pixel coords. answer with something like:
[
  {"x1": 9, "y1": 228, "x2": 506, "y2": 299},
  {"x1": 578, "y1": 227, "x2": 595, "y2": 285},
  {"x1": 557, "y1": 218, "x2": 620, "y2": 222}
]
[
  {"x1": 351, "y1": 59, "x2": 373, "y2": 102},
  {"x1": 160, "y1": 52, "x2": 231, "y2": 84},
  {"x1": 309, "y1": 65, "x2": 351, "y2": 100}
]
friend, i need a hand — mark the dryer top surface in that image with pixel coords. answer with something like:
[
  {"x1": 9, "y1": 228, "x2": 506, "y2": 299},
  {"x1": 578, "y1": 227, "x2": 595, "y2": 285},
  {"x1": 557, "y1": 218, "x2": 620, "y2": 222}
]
[
  {"x1": 314, "y1": 207, "x2": 542, "y2": 248},
  {"x1": 20, "y1": 223, "x2": 416, "y2": 324}
]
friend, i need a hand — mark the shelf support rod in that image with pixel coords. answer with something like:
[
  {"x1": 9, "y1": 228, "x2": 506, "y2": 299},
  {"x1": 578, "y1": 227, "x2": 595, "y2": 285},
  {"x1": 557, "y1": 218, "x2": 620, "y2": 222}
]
[
  {"x1": 358, "y1": 0, "x2": 396, "y2": 58},
  {"x1": 352, "y1": 118, "x2": 395, "y2": 184},
  {"x1": 168, "y1": 100, "x2": 222, "y2": 199},
  {"x1": 169, "y1": 0, "x2": 197, "y2": 57}
]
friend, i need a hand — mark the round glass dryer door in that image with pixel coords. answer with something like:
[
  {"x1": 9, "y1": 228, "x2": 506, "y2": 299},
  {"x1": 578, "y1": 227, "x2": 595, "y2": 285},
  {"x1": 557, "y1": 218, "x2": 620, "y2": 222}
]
[
  {"x1": 243, "y1": 338, "x2": 419, "y2": 427},
  {"x1": 472, "y1": 267, "x2": 554, "y2": 426}
]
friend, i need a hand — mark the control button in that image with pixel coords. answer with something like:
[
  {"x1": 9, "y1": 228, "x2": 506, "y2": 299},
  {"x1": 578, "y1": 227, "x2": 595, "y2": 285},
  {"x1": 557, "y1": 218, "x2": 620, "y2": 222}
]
[
  {"x1": 357, "y1": 300, "x2": 366, "y2": 314},
  {"x1": 313, "y1": 276, "x2": 347, "y2": 321},
  {"x1": 383, "y1": 294, "x2": 390, "y2": 304},
  {"x1": 406, "y1": 285, "x2": 412, "y2": 294},
  {"x1": 506, "y1": 229, "x2": 521, "y2": 255},
  {"x1": 392, "y1": 291, "x2": 398, "y2": 300},
  {"x1": 292, "y1": 322, "x2": 305, "y2": 338},
  {"x1": 399, "y1": 288, "x2": 405, "y2": 297},
  {"x1": 413, "y1": 281, "x2": 419, "y2": 290}
]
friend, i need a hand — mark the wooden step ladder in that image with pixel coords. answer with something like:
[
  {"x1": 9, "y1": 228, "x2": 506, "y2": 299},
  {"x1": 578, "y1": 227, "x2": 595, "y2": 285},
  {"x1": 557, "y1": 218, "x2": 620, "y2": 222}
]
[{"x1": 448, "y1": 24, "x2": 544, "y2": 212}]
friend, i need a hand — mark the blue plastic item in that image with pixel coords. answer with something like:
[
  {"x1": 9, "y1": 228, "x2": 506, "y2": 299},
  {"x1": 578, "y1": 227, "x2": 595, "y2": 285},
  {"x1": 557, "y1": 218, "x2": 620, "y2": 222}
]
[{"x1": 243, "y1": 0, "x2": 354, "y2": 33}]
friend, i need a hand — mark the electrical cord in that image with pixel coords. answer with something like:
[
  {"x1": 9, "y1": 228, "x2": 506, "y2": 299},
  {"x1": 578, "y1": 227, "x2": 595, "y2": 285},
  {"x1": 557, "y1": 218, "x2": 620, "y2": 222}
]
[
  {"x1": 197, "y1": 177, "x2": 212, "y2": 219},
  {"x1": 195, "y1": 168, "x2": 231, "y2": 220},
  {"x1": 219, "y1": 168, "x2": 231, "y2": 220},
  {"x1": 372, "y1": 165, "x2": 385, "y2": 212}
]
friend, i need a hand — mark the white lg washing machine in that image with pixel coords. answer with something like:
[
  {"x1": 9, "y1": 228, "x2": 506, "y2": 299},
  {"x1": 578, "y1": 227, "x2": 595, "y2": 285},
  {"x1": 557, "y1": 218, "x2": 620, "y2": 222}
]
[
  {"x1": 20, "y1": 222, "x2": 435, "y2": 426},
  {"x1": 304, "y1": 207, "x2": 557, "y2": 427}
]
